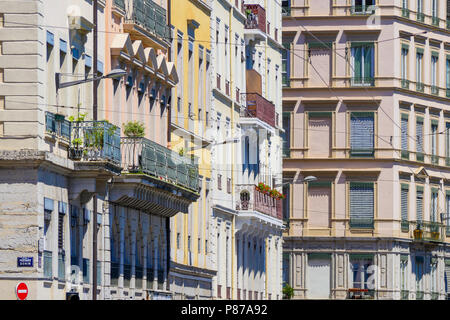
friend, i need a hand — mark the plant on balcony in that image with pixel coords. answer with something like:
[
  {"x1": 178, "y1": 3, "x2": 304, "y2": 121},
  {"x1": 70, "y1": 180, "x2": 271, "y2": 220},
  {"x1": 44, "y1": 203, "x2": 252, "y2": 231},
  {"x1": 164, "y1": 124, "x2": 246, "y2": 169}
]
[
  {"x1": 282, "y1": 282, "x2": 294, "y2": 300},
  {"x1": 68, "y1": 112, "x2": 87, "y2": 122},
  {"x1": 178, "y1": 147, "x2": 185, "y2": 156},
  {"x1": 413, "y1": 224, "x2": 423, "y2": 240}
]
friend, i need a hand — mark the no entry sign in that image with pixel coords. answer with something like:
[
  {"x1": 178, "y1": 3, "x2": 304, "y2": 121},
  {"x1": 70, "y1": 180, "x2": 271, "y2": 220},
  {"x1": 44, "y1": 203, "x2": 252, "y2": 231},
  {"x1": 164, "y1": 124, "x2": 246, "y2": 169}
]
[{"x1": 15, "y1": 282, "x2": 28, "y2": 300}]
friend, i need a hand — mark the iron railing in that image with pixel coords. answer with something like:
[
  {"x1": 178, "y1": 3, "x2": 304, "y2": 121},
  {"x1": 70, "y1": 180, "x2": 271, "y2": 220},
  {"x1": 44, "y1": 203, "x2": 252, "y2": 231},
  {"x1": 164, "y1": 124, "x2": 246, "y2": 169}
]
[
  {"x1": 411, "y1": 220, "x2": 445, "y2": 242},
  {"x1": 349, "y1": 218, "x2": 374, "y2": 229},
  {"x1": 126, "y1": 0, "x2": 170, "y2": 40},
  {"x1": 401, "y1": 290, "x2": 409, "y2": 300},
  {"x1": 70, "y1": 121, "x2": 121, "y2": 165},
  {"x1": 121, "y1": 136, "x2": 199, "y2": 192},
  {"x1": 416, "y1": 291, "x2": 424, "y2": 300},
  {"x1": 401, "y1": 79, "x2": 410, "y2": 89},
  {"x1": 351, "y1": 5, "x2": 376, "y2": 15},
  {"x1": 236, "y1": 185, "x2": 283, "y2": 220},
  {"x1": 416, "y1": 12, "x2": 425, "y2": 22},
  {"x1": 416, "y1": 82, "x2": 424, "y2": 92},
  {"x1": 402, "y1": 8, "x2": 410, "y2": 18},
  {"x1": 431, "y1": 85, "x2": 439, "y2": 95},
  {"x1": 351, "y1": 76, "x2": 375, "y2": 86},
  {"x1": 243, "y1": 4, "x2": 266, "y2": 33}
]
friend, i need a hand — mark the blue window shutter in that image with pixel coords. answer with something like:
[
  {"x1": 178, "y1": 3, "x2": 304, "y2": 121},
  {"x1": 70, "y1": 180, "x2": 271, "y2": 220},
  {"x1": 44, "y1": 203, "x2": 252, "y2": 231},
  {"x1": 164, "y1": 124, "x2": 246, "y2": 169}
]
[
  {"x1": 350, "y1": 113, "x2": 374, "y2": 156},
  {"x1": 97, "y1": 60, "x2": 104, "y2": 74},
  {"x1": 44, "y1": 198, "x2": 54, "y2": 211},
  {"x1": 60, "y1": 39, "x2": 67, "y2": 53},
  {"x1": 46, "y1": 31, "x2": 54, "y2": 46},
  {"x1": 72, "y1": 47, "x2": 80, "y2": 60},
  {"x1": 85, "y1": 54, "x2": 92, "y2": 68},
  {"x1": 350, "y1": 182, "x2": 374, "y2": 227}
]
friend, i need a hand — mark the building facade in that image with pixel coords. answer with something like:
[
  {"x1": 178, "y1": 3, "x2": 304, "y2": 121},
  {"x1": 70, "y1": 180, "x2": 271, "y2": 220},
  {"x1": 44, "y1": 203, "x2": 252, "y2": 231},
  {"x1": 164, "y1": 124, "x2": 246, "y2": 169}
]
[
  {"x1": 282, "y1": 0, "x2": 450, "y2": 300},
  {"x1": 209, "y1": 0, "x2": 284, "y2": 300}
]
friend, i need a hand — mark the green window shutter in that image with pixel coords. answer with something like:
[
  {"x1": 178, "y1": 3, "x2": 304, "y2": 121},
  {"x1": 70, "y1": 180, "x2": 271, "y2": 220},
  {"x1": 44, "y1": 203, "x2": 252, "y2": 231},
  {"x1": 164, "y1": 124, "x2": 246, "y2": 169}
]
[
  {"x1": 350, "y1": 182, "x2": 374, "y2": 228},
  {"x1": 431, "y1": 51, "x2": 439, "y2": 58},
  {"x1": 353, "y1": 45, "x2": 362, "y2": 78},
  {"x1": 400, "y1": 255, "x2": 409, "y2": 263},
  {"x1": 309, "y1": 112, "x2": 332, "y2": 118},
  {"x1": 416, "y1": 47, "x2": 424, "y2": 54},
  {"x1": 416, "y1": 119, "x2": 424, "y2": 153},
  {"x1": 350, "y1": 113, "x2": 374, "y2": 156},
  {"x1": 431, "y1": 119, "x2": 439, "y2": 126},
  {"x1": 401, "y1": 116, "x2": 408, "y2": 151},
  {"x1": 364, "y1": 44, "x2": 374, "y2": 79},
  {"x1": 401, "y1": 43, "x2": 409, "y2": 50},
  {"x1": 401, "y1": 187, "x2": 409, "y2": 221}
]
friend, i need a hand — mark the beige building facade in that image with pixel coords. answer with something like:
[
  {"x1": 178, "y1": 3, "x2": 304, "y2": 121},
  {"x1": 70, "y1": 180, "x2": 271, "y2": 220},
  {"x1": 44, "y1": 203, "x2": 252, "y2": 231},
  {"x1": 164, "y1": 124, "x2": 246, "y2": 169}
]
[{"x1": 282, "y1": 0, "x2": 450, "y2": 300}]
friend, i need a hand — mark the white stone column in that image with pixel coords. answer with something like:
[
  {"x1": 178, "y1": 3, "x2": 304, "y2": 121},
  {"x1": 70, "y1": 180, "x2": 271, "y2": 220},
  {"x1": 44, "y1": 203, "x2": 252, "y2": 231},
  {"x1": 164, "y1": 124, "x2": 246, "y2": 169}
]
[
  {"x1": 153, "y1": 230, "x2": 159, "y2": 289},
  {"x1": 130, "y1": 218, "x2": 137, "y2": 295},
  {"x1": 142, "y1": 215, "x2": 149, "y2": 292}
]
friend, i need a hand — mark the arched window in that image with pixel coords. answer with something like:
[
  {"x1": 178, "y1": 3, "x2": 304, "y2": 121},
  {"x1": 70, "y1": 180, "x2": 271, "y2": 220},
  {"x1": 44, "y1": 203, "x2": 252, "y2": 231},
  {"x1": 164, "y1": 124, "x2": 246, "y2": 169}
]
[{"x1": 240, "y1": 190, "x2": 250, "y2": 210}]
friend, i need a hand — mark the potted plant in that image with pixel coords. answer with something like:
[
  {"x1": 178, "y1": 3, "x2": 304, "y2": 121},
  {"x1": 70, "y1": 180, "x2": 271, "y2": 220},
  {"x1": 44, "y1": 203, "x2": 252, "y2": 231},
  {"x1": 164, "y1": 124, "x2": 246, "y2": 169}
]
[
  {"x1": 413, "y1": 223, "x2": 423, "y2": 240},
  {"x1": 282, "y1": 282, "x2": 294, "y2": 300},
  {"x1": 71, "y1": 137, "x2": 83, "y2": 160}
]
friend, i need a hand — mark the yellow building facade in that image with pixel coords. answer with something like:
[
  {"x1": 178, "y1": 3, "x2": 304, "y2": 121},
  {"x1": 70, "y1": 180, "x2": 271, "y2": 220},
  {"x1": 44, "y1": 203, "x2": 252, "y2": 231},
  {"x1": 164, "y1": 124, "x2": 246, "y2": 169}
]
[{"x1": 169, "y1": 0, "x2": 215, "y2": 299}]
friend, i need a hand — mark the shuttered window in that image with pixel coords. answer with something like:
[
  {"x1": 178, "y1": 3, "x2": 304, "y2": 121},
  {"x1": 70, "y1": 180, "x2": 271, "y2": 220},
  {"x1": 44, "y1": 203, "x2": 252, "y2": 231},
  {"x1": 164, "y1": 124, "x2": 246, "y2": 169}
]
[
  {"x1": 416, "y1": 187, "x2": 423, "y2": 222},
  {"x1": 350, "y1": 112, "x2": 374, "y2": 157},
  {"x1": 349, "y1": 182, "x2": 374, "y2": 229},
  {"x1": 351, "y1": 42, "x2": 374, "y2": 86},
  {"x1": 401, "y1": 114, "x2": 409, "y2": 158},
  {"x1": 401, "y1": 185, "x2": 409, "y2": 221},
  {"x1": 445, "y1": 259, "x2": 450, "y2": 296},
  {"x1": 416, "y1": 117, "x2": 424, "y2": 161},
  {"x1": 431, "y1": 189, "x2": 438, "y2": 222}
]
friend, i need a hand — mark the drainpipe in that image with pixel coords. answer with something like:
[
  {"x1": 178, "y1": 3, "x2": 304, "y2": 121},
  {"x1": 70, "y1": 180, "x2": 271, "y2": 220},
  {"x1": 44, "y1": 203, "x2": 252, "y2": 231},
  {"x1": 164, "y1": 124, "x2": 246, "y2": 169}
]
[
  {"x1": 166, "y1": 0, "x2": 172, "y2": 290},
  {"x1": 92, "y1": 0, "x2": 98, "y2": 301}
]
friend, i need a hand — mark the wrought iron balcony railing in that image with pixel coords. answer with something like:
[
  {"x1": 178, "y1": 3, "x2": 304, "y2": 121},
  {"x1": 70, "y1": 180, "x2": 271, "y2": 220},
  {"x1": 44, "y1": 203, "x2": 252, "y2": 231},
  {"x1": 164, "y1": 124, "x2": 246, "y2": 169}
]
[
  {"x1": 351, "y1": 76, "x2": 375, "y2": 86},
  {"x1": 431, "y1": 85, "x2": 439, "y2": 95},
  {"x1": 126, "y1": 0, "x2": 170, "y2": 40},
  {"x1": 121, "y1": 137, "x2": 199, "y2": 193},
  {"x1": 349, "y1": 217, "x2": 374, "y2": 229},
  {"x1": 147, "y1": 268, "x2": 154, "y2": 290},
  {"x1": 351, "y1": 5, "x2": 376, "y2": 15},
  {"x1": 416, "y1": 291, "x2": 424, "y2": 300},
  {"x1": 70, "y1": 121, "x2": 121, "y2": 165},
  {"x1": 236, "y1": 185, "x2": 283, "y2": 220},
  {"x1": 401, "y1": 79, "x2": 410, "y2": 89},
  {"x1": 401, "y1": 290, "x2": 409, "y2": 300},
  {"x1": 432, "y1": 16, "x2": 439, "y2": 26},
  {"x1": 411, "y1": 220, "x2": 445, "y2": 242},
  {"x1": 241, "y1": 92, "x2": 276, "y2": 128},
  {"x1": 416, "y1": 12, "x2": 425, "y2": 22},
  {"x1": 282, "y1": 6, "x2": 291, "y2": 16},
  {"x1": 135, "y1": 265, "x2": 143, "y2": 289},
  {"x1": 402, "y1": 8, "x2": 410, "y2": 18},
  {"x1": 416, "y1": 82, "x2": 424, "y2": 92}
]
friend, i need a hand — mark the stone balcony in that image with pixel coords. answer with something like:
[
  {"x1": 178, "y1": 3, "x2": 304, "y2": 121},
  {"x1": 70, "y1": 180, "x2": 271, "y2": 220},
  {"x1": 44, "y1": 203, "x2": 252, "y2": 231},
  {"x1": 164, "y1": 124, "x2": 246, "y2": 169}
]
[{"x1": 235, "y1": 184, "x2": 282, "y2": 221}]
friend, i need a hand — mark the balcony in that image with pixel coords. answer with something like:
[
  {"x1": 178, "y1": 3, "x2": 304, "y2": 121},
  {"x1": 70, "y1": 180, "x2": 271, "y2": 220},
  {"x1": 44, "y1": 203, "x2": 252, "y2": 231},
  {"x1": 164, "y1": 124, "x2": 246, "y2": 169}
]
[
  {"x1": 401, "y1": 290, "x2": 409, "y2": 300},
  {"x1": 402, "y1": 8, "x2": 410, "y2": 18},
  {"x1": 351, "y1": 76, "x2": 375, "y2": 87},
  {"x1": 401, "y1": 79, "x2": 410, "y2": 89},
  {"x1": 351, "y1": 5, "x2": 376, "y2": 15},
  {"x1": 432, "y1": 16, "x2": 439, "y2": 26},
  {"x1": 431, "y1": 85, "x2": 439, "y2": 95},
  {"x1": 416, "y1": 82, "x2": 424, "y2": 92},
  {"x1": 410, "y1": 221, "x2": 445, "y2": 242},
  {"x1": 46, "y1": 112, "x2": 71, "y2": 142},
  {"x1": 124, "y1": 0, "x2": 170, "y2": 45},
  {"x1": 121, "y1": 136, "x2": 199, "y2": 193},
  {"x1": 243, "y1": 4, "x2": 266, "y2": 33},
  {"x1": 416, "y1": 12, "x2": 425, "y2": 23},
  {"x1": 241, "y1": 92, "x2": 276, "y2": 128},
  {"x1": 70, "y1": 121, "x2": 121, "y2": 166},
  {"x1": 236, "y1": 185, "x2": 282, "y2": 221}
]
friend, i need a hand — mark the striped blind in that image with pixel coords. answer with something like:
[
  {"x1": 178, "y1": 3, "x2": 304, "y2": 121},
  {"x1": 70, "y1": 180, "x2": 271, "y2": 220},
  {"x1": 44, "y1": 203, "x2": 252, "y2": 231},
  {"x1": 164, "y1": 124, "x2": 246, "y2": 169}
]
[
  {"x1": 431, "y1": 190, "x2": 438, "y2": 222},
  {"x1": 416, "y1": 118, "x2": 424, "y2": 153},
  {"x1": 401, "y1": 186, "x2": 409, "y2": 221},
  {"x1": 350, "y1": 113, "x2": 374, "y2": 156},
  {"x1": 445, "y1": 259, "x2": 450, "y2": 294},
  {"x1": 350, "y1": 182, "x2": 374, "y2": 227},
  {"x1": 401, "y1": 116, "x2": 408, "y2": 151},
  {"x1": 416, "y1": 189, "x2": 423, "y2": 221}
]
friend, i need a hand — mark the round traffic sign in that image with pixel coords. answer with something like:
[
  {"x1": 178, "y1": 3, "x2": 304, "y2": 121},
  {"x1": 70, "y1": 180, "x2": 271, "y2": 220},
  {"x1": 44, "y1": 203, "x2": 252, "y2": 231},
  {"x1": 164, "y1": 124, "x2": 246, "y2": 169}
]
[{"x1": 16, "y1": 282, "x2": 28, "y2": 300}]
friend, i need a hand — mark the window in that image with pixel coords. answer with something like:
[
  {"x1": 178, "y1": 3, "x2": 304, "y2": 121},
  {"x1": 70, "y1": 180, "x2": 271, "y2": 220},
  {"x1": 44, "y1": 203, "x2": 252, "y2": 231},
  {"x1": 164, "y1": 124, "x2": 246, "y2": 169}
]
[
  {"x1": 400, "y1": 256, "x2": 408, "y2": 296},
  {"x1": 417, "y1": 0, "x2": 424, "y2": 21},
  {"x1": 416, "y1": 49, "x2": 424, "y2": 91},
  {"x1": 350, "y1": 254, "x2": 374, "y2": 289},
  {"x1": 446, "y1": 57, "x2": 450, "y2": 97},
  {"x1": 431, "y1": 120, "x2": 438, "y2": 163},
  {"x1": 402, "y1": 0, "x2": 410, "y2": 17},
  {"x1": 431, "y1": 53, "x2": 438, "y2": 94},
  {"x1": 352, "y1": 0, "x2": 375, "y2": 14},
  {"x1": 401, "y1": 114, "x2": 409, "y2": 158},
  {"x1": 401, "y1": 184, "x2": 409, "y2": 229},
  {"x1": 282, "y1": 43, "x2": 290, "y2": 87},
  {"x1": 282, "y1": 113, "x2": 291, "y2": 158},
  {"x1": 282, "y1": 185, "x2": 290, "y2": 223},
  {"x1": 401, "y1": 45, "x2": 409, "y2": 87},
  {"x1": 349, "y1": 182, "x2": 374, "y2": 229},
  {"x1": 44, "y1": 198, "x2": 54, "y2": 279},
  {"x1": 350, "y1": 112, "x2": 374, "y2": 157},
  {"x1": 416, "y1": 117, "x2": 424, "y2": 161},
  {"x1": 351, "y1": 43, "x2": 374, "y2": 86},
  {"x1": 431, "y1": 188, "x2": 438, "y2": 222},
  {"x1": 416, "y1": 187, "x2": 423, "y2": 222},
  {"x1": 431, "y1": 258, "x2": 438, "y2": 295},
  {"x1": 446, "y1": 122, "x2": 450, "y2": 164},
  {"x1": 218, "y1": 174, "x2": 222, "y2": 190},
  {"x1": 176, "y1": 232, "x2": 180, "y2": 249},
  {"x1": 415, "y1": 256, "x2": 424, "y2": 298},
  {"x1": 198, "y1": 237, "x2": 201, "y2": 254},
  {"x1": 431, "y1": 0, "x2": 439, "y2": 25}
]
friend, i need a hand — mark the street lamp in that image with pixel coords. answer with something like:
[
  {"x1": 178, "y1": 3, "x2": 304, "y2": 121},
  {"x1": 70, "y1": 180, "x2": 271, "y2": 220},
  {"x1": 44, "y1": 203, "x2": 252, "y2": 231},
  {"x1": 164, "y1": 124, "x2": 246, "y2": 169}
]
[
  {"x1": 274, "y1": 175, "x2": 317, "y2": 188},
  {"x1": 55, "y1": 68, "x2": 127, "y2": 90}
]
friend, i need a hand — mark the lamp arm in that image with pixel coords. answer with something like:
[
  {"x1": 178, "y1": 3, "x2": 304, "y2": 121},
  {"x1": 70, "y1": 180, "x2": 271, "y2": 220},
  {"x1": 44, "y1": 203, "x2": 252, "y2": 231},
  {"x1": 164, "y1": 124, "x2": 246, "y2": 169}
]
[{"x1": 55, "y1": 73, "x2": 106, "y2": 89}]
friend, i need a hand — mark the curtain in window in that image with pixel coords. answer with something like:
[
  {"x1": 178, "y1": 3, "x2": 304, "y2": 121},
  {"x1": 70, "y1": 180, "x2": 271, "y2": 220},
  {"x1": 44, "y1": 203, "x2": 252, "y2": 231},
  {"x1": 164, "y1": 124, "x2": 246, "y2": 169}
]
[{"x1": 350, "y1": 113, "x2": 374, "y2": 156}]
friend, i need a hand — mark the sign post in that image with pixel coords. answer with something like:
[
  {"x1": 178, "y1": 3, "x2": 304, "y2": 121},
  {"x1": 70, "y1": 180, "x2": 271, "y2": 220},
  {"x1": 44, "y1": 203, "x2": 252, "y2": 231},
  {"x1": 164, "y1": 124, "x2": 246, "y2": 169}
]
[{"x1": 15, "y1": 282, "x2": 28, "y2": 300}]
